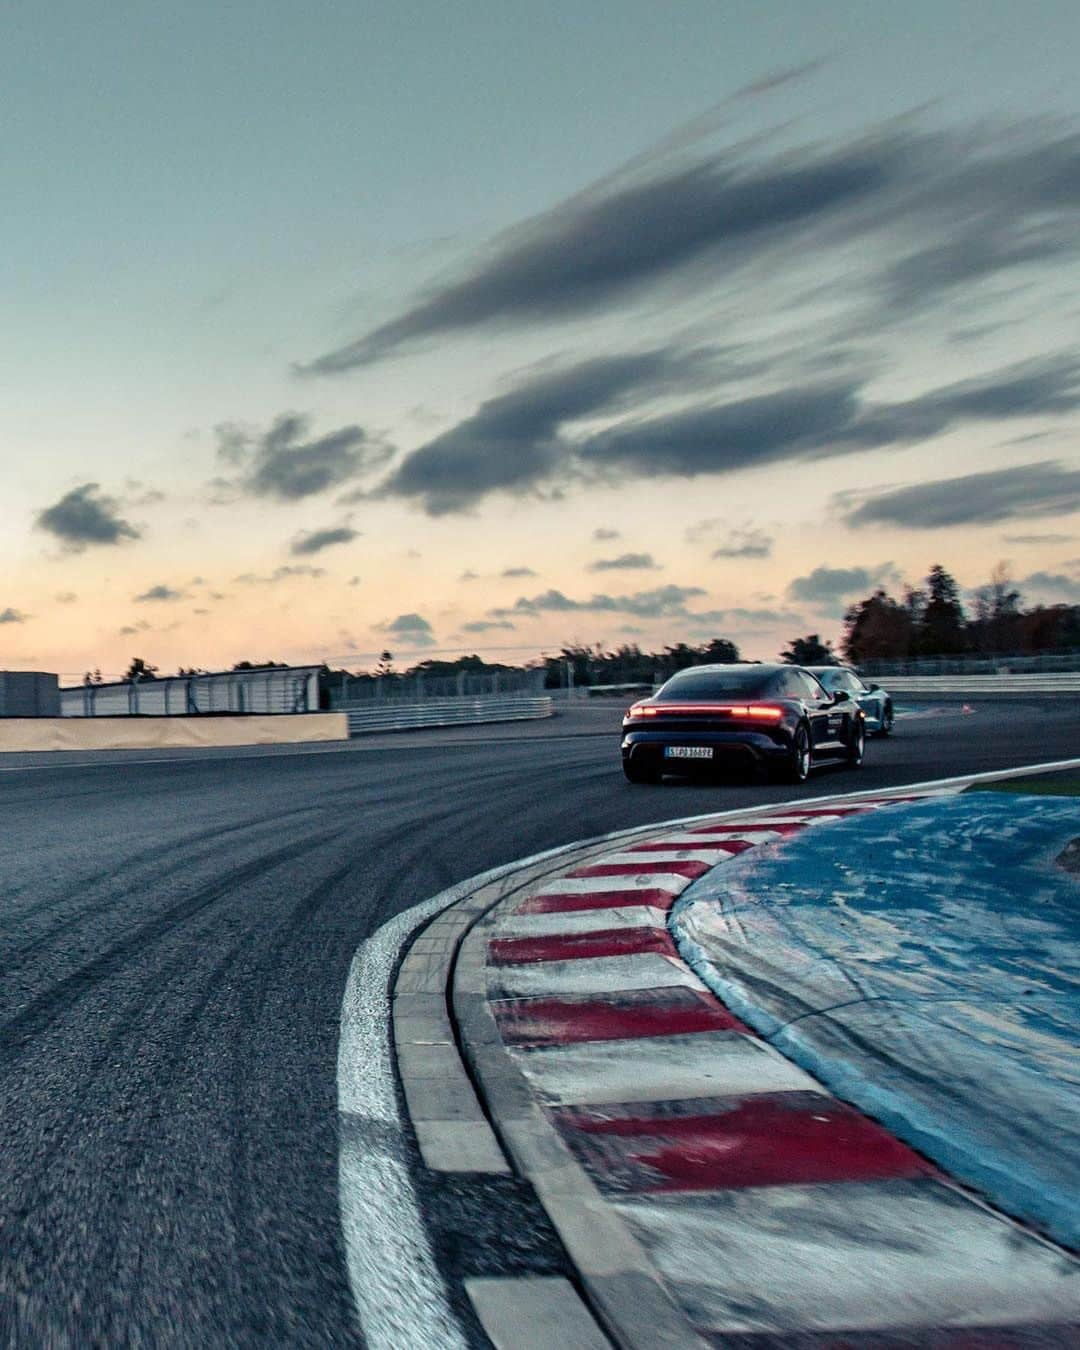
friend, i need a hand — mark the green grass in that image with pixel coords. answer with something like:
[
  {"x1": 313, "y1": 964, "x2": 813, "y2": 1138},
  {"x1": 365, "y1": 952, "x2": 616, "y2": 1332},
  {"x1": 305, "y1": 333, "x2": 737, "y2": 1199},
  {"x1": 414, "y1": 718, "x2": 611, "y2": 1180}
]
[{"x1": 967, "y1": 771, "x2": 1080, "y2": 797}]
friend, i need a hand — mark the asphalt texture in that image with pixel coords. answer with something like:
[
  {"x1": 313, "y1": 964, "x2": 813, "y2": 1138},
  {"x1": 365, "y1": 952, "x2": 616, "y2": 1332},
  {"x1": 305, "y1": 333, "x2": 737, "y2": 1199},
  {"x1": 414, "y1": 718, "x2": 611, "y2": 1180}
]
[{"x1": 0, "y1": 699, "x2": 1077, "y2": 1345}]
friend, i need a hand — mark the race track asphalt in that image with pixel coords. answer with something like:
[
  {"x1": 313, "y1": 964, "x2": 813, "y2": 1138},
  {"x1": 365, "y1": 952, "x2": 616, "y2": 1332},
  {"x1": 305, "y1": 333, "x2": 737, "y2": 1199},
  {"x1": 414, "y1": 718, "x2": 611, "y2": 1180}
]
[{"x1": 0, "y1": 699, "x2": 1077, "y2": 1345}]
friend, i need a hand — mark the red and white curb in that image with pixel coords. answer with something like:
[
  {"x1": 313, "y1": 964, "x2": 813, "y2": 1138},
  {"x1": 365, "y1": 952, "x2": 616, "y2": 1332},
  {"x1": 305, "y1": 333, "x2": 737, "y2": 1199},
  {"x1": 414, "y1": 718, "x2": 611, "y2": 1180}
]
[{"x1": 481, "y1": 789, "x2": 1080, "y2": 1345}]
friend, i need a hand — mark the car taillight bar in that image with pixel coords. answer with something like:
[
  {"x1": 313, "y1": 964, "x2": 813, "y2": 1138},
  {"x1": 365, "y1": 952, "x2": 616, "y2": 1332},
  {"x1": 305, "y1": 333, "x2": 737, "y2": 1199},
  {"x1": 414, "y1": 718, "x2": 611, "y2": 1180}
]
[{"x1": 628, "y1": 703, "x2": 783, "y2": 721}]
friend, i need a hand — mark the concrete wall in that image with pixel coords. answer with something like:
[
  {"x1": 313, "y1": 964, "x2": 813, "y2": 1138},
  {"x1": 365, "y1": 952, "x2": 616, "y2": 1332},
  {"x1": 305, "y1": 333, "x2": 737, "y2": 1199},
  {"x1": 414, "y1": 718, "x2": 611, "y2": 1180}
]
[
  {"x1": 0, "y1": 672, "x2": 61, "y2": 717},
  {"x1": 0, "y1": 713, "x2": 348, "y2": 754}
]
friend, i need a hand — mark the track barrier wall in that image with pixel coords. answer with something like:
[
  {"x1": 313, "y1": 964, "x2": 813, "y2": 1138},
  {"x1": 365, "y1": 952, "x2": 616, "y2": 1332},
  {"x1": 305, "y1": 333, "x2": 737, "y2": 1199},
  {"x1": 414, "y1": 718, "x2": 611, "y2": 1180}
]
[
  {"x1": 346, "y1": 694, "x2": 553, "y2": 735},
  {"x1": 0, "y1": 713, "x2": 348, "y2": 754}
]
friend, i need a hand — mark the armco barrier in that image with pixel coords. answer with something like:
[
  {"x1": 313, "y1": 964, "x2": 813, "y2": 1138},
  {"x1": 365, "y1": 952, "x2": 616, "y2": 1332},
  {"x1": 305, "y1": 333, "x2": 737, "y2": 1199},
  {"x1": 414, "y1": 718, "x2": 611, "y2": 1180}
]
[
  {"x1": 0, "y1": 713, "x2": 347, "y2": 754},
  {"x1": 345, "y1": 694, "x2": 553, "y2": 735},
  {"x1": 883, "y1": 673, "x2": 1080, "y2": 694}
]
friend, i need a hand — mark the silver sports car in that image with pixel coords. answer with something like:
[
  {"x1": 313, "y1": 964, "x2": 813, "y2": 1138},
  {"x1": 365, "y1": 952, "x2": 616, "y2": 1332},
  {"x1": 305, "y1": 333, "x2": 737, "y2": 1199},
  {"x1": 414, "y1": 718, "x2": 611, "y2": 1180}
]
[{"x1": 808, "y1": 666, "x2": 894, "y2": 736}]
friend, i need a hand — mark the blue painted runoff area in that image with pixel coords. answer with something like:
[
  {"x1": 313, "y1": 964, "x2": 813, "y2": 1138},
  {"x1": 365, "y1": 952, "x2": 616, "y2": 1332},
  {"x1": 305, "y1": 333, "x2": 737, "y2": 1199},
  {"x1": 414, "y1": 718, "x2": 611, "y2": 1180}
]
[{"x1": 672, "y1": 793, "x2": 1080, "y2": 1249}]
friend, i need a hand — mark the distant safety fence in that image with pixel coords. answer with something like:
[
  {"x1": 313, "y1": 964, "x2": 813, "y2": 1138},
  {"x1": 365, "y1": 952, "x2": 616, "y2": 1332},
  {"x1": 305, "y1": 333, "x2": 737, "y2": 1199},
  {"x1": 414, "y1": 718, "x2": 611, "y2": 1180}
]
[
  {"x1": 876, "y1": 673, "x2": 1080, "y2": 695},
  {"x1": 345, "y1": 695, "x2": 554, "y2": 735},
  {"x1": 329, "y1": 670, "x2": 545, "y2": 706},
  {"x1": 858, "y1": 652, "x2": 1080, "y2": 676},
  {"x1": 61, "y1": 666, "x2": 322, "y2": 716}
]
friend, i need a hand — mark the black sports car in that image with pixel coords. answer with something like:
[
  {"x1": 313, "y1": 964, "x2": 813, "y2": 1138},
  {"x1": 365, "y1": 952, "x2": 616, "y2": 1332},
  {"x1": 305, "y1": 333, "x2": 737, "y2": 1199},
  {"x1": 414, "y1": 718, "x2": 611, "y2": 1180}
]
[{"x1": 621, "y1": 662, "x2": 866, "y2": 784}]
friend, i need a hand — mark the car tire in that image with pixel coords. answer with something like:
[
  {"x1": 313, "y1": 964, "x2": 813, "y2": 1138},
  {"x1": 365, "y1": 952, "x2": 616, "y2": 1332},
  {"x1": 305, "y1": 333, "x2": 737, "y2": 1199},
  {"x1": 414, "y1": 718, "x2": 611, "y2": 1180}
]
[
  {"x1": 785, "y1": 723, "x2": 812, "y2": 784},
  {"x1": 624, "y1": 757, "x2": 660, "y2": 785},
  {"x1": 846, "y1": 716, "x2": 866, "y2": 768},
  {"x1": 878, "y1": 701, "x2": 894, "y2": 737}
]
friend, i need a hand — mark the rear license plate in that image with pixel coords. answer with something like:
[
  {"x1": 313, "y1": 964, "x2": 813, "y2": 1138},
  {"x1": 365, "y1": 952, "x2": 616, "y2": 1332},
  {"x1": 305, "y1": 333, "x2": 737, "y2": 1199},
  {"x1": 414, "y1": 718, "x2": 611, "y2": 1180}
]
[{"x1": 664, "y1": 745, "x2": 713, "y2": 759}]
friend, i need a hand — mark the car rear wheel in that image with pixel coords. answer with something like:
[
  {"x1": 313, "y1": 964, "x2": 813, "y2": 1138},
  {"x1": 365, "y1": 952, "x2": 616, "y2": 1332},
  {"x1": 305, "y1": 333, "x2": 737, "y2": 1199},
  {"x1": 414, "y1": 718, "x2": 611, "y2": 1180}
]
[
  {"x1": 786, "y1": 724, "x2": 812, "y2": 784},
  {"x1": 624, "y1": 757, "x2": 660, "y2": 785},
  {"x1": 846, "y1": 717, "x2": 866, "y2": 767}
]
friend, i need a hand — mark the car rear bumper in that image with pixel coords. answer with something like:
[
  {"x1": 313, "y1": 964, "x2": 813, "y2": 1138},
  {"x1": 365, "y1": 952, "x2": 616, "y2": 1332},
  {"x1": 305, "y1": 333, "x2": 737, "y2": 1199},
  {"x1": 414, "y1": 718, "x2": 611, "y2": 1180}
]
[{"x1": 622, "y1": 727, "x2": 792, "y2": 770}]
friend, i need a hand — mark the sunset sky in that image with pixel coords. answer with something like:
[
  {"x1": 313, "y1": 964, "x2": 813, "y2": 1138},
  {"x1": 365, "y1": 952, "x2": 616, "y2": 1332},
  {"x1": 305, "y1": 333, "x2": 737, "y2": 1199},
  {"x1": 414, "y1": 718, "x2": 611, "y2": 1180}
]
[{"x1": 3, "y1": 0, "x2": 1079, "y2": 680}]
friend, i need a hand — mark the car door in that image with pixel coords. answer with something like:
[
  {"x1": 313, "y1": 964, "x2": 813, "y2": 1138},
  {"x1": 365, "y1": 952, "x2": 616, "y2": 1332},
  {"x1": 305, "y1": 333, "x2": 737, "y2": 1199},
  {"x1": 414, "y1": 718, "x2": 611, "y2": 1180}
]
[{"x1": 793, "y1": 670, "x2": 841, "y2": 750}]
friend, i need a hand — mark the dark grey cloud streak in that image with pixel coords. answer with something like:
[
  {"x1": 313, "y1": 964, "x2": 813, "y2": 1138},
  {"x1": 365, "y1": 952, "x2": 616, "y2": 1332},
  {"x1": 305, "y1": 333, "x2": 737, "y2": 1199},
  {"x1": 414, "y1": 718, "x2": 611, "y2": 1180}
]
[
  {"x1": 300, "y1": 123, "x2": 1080, "y2": 373},
  {"x1": 580, "y1": 357, "x2": 1080, "y2": 480},
  {"x1": 378, "y1": 348, "x2": 714, "y2": 514},
  {"x1": 290, "y1": 526, "x2": 360, "y2": 556},
  {"x1": 587, "y1": 553, "x2": 660, "y2": 572},
  {"x1": 843, "y1": 461, "x2": 1080, "y2": 529},
  {"x1": 371, "y1": 340, "x2": 1080, "y2": 514}
]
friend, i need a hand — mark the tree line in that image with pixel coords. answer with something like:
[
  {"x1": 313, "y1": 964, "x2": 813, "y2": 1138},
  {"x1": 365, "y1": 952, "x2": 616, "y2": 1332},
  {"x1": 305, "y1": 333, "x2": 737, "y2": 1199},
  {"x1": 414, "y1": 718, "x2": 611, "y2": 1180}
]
[{"x1": 839, "y1": 563, "x2": 1078, "y2": 664}]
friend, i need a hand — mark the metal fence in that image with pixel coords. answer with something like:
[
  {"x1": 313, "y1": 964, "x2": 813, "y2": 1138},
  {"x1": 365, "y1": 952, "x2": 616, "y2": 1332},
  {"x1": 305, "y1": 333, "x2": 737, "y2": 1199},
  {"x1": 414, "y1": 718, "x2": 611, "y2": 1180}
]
[
  {"x1": 61, "y1": 666, "x2": 322, "y2": 716},
  {"x1": 329, "y1": 669, "x2": 545, "y2": 707},
  {"x1": 346, "y1": 695, "x2": 553, "y2": 735},
  {"x1": 858, "y1": 652, "x2": 1080, "y2": 676},
  {"x1": 877, "y1": 673, "x2": 1080, "y2": 694}
]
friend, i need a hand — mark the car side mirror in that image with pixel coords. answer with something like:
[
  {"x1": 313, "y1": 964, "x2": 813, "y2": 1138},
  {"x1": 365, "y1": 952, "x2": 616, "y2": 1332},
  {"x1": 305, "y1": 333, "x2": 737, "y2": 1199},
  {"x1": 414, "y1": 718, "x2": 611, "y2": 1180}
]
[
  {"x1": 866, "y1": 682, "x2": 879, "y2": 693},
  {"x1": 832, "y1": 689, "x2": 850, "y2": 703}
]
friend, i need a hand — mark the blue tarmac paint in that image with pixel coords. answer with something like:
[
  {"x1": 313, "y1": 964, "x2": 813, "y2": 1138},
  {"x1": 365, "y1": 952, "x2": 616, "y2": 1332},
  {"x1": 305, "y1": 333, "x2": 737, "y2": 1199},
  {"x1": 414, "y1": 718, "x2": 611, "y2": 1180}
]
[{"x1": 672, "y1": 793, "x2": 1080, "y2": 1249}]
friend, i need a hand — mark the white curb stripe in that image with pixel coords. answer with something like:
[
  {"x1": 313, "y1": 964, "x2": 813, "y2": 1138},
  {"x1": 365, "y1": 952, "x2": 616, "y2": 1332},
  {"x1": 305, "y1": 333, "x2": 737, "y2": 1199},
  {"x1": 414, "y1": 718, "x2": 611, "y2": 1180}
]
[
  {"x1": 535, "y1": 873, "x2": 694, "y2": 897},
  {"x1": 511, "y1": 1032, "x2": 824, "y2": 1106},
  {"x1": 490, "y1": 952, "x2": 708, "y2": 999},
  {"x1": 496, "y1": 905, "x2": 672, "y2": 938}
]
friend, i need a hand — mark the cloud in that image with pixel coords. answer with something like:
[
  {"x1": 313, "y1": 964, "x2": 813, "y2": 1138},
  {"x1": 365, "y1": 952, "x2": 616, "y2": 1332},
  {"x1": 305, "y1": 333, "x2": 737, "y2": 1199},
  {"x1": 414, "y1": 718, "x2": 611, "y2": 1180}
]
[
  {"x1": 300, "y1": 135, "x2": 906, "y2": 372},
  {"x1": 462, "y1": 619, "x2": 516, "y2": 632},
  {"x1": 686, "y1": 520, "x2": 773, "y2": 558},
  {"x1": 377, "y1": 347, "x2": 715, "y2": 514},
  {"x1": 1004, "y1": 533, "x2": 1074, "y2": 545},
  {"x1": 367, "y1": 333, "x2": 1080, "y2": 516},
  {"x1": 489, "y1": 584, "x2": 706, "y2": 621},
  {"x1": 233, "y1": 565, "x2": 327, "y2": 584},
  {"x1": 215, "y1": 414, "x2": 390, "y2": 501},
  {"x1": 587, "y1": 553, "x2": 660, "y2": 572},
  {"x1": 580, "y1": 357, "x2": 1080, "y2": 482},
  {"x1": 36, "y1": 483, "x2": 141, "y2": 551},
  {"x1": 299, "y1": 121, "x2": 1080, "y2": 374},
  {"x1": 843, "y1": 461, "x2": 1080, "y2": 529},
  {"x1": 134, "y1": 584, "x2": 185, "y2": 603},
  {"x1": 376, "y1": 612, "x2": 436, "y2": 646},
  {"x1": 1020, "y1": 571, "x2": 1080, "y2": 602},
  {"x1": 118, "y1": 620, "x2": 152, "y2": 636},
  {"x1": 459, "y1": 569, "x2": 480, "y2": 582},
  {"x1": 0, "y1": 607, "x2": 29, "y2": 624},
  {"x1": 289, "y1": 526, "x2": 360, "y2": 556},
  {"x1": 592, "y1": 527, "x2": 621, "y2": 541},
  {"x1": 55, "y1": 592, "x2": 78, "y2": 604},
  {"x1": 501, "y1": 566, "x2": 537, "y2": 578},
  {"x1": 787, "y1": 563, "x2": 900, "y2": 607}
]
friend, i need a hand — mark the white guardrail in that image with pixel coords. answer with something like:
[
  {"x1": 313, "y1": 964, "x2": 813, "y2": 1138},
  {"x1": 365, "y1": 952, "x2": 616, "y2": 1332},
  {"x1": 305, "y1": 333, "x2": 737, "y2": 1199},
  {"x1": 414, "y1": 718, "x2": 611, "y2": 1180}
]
[
  {"x1": 883, "y1": 674, "x2": 1080, "y2": 693},
  {"x1": 345, "y1": 694, "x2": 555, "y2": 736}
]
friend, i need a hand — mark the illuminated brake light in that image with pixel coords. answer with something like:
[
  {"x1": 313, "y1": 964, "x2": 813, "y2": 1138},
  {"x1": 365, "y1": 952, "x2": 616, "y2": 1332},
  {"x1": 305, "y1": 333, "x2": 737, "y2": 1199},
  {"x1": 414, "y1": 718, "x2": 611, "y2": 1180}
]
[{"x1": 628, "y1": 702, "x2": 782, "y2": 720}]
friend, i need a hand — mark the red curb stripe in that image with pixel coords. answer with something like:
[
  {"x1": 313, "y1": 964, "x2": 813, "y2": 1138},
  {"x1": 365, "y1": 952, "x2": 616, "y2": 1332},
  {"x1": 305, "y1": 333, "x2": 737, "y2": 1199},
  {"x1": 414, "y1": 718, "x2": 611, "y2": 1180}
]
[
  {"x1": 567, "y1": 859, "x2": 713, "y2": 880},
  {"x1": 493, "y1": 988, "x2": 747, "y2": 1046},
  {"x1": 626, "y1": 838, "x2": 753, "y2": 855},
  {"x1": 685, "y1": 820, "x2": 808, "y2": 837},
  {"x1": 773, "y1": 806, "x2": 872, "y2": 817},
  {"x1": 556, "y1": 1092, "x2": 934, "y2": 1192},
  {"x1": 489, "y1": 926, "x2": 677, "y2": 965},
  {"x1": 517, "y1": 888, "x2": 679, "y2": 915}
]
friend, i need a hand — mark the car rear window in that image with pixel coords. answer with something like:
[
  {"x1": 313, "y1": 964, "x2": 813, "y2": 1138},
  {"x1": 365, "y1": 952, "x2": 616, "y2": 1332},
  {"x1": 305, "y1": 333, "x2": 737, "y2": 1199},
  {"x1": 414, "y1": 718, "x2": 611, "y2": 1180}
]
[{"x1": 655, "y1": 670, "x2": 773, "y2": 701}]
